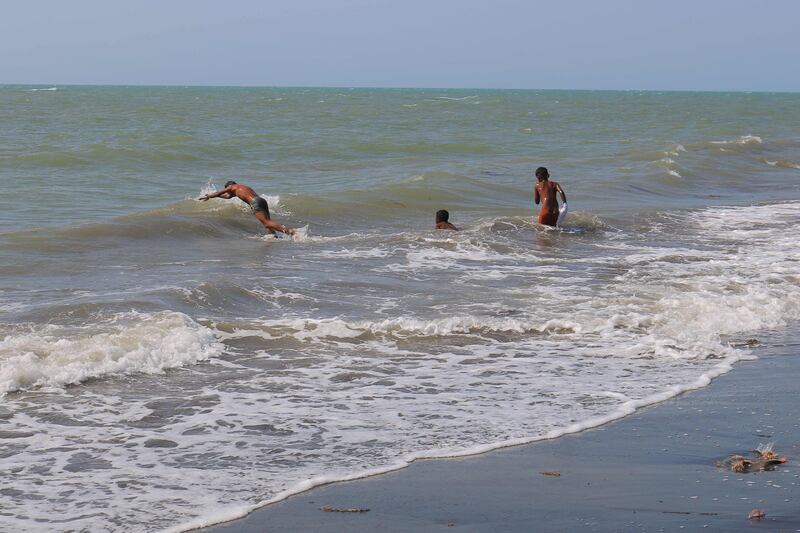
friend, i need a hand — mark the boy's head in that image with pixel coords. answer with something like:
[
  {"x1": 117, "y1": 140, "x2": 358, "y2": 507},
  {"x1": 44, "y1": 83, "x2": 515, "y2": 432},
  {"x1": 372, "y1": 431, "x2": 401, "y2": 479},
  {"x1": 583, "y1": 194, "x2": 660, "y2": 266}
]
[
  {"x1": 535, "y1": 167, "x2": 549, "y2": 181},
  {"x1": 436, "y1": 209, "x2": 449, "y2": 223},
  {"x1": 224, "y1": 180, "x2": 237, "y2": 188}
]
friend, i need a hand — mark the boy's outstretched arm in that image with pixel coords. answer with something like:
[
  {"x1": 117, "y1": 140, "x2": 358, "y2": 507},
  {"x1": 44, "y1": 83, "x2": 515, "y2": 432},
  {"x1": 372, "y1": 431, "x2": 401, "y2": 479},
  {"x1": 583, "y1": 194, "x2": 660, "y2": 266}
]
[{"x1": 199, "y1": 185, "x2": 233, "y2": 201}]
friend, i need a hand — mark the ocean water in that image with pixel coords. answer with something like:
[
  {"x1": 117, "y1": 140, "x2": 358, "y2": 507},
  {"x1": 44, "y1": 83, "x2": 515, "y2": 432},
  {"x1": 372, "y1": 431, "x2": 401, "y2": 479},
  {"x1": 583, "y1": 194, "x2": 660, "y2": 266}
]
[{"x1": 1, "y1": 86, "x2": 799, "y2": 532}]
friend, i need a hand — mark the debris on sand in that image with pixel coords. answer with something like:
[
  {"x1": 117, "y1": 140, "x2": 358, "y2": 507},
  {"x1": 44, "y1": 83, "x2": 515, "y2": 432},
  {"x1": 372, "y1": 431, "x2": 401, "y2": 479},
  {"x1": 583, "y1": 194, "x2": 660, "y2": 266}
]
[
  {"x1": 730, "y1": 338, "x2": 760, "y2": 347},
  {"x1": 719, "y1": 443, "x2": 787, "y2": 473},
  {"x1": 755, "y1": 442, "x2": 787, "y2": 464},
  {"x1": 748, "y1": 509, "x2": 766, "y2": 520},
  {"x1": 320, "y1": 506, "x2": 370, "y2": 513},
  {"x1": 720, "y1": 455, "x2": 754, "y2": 473}
]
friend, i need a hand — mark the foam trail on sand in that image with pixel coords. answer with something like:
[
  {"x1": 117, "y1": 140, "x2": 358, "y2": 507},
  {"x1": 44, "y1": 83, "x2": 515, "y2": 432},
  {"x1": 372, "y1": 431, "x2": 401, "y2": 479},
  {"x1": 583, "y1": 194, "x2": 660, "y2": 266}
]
[{"x1": 166, "y1": 354, "x2": 744, "y2": 533}]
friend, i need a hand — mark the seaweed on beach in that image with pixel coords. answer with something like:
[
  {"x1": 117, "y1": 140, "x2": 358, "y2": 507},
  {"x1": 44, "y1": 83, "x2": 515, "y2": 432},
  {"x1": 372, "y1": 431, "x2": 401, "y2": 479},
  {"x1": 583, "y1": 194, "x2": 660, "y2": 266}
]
[
  {"x1": 729, "y1": 338, "x2": 760, "y2": 348},
  {"x1": 320, "y1": 505, "x2": 370, "y2": 513},
  {"x1": 718, "y1": 443, "x2": 788, "y2": 473}
]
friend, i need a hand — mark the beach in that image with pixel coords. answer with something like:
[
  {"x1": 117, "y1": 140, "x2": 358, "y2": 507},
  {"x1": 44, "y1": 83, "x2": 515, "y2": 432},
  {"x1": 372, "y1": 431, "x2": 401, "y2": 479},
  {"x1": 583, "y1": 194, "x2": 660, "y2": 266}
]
[
  {"x1": 205, "y1": 336, "x2": 800, "y2": 532},
  {"x1": 1, "y1": 86, "x2": 800, "y2": 532}
]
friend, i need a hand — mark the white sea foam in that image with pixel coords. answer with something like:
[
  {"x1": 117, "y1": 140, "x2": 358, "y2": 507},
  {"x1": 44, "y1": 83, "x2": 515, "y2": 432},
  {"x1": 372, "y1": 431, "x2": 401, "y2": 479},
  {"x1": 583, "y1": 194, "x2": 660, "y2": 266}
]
[
  {"x1": 261, "y1": 194, "x2": 283, "y2": 213},
  {"x1": 764, "y1": 159, "x2": 800, "y2": 169},
  {"x1": 222, "y1": 315, "x2": 582, "y2": 342},
  {"x1": 666, "y1": 144, "x2": 687, "y2": 156},
  {"x1": 436, "y1": 95, "x2": 479, "y2": 101},
  {"x1": 0, "y1": 311, "x2": 222, "y2": 394},
  {"x1": 711, "y1": 134, "x2": 763, "y2": 146},
  {"x1": 242, "y1": 287, "x2": 316, "y2": 306},
  {"x1": 317, "y1": 247, "x2": 390, "y2": 258},
  {"x1": 0, "y1": 300, "x2": 28, "y2": 313},
  {"x1": 252, "y1": 224, "x2": 309, "y2": 242}
]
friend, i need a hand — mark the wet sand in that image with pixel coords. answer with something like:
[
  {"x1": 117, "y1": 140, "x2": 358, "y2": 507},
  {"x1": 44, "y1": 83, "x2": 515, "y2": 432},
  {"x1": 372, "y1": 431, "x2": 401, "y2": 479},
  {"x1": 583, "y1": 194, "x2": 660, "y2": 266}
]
[{"x1": 202, "y1": 341, "x2": 800, "y2": 532}]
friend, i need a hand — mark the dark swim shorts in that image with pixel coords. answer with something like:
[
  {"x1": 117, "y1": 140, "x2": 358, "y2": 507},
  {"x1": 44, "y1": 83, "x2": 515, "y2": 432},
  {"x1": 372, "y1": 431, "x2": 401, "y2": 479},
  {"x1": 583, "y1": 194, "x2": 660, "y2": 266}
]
[{"x1": 250, "y1": 196, "x2": 269, "y2": 215}]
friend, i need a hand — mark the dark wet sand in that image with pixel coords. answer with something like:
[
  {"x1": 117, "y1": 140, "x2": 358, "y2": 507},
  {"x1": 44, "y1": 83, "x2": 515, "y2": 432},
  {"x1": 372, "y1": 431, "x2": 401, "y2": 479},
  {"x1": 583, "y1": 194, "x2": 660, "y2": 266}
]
[{"x1": 203, "y1": 342, "x2": 800, "y2": 532}]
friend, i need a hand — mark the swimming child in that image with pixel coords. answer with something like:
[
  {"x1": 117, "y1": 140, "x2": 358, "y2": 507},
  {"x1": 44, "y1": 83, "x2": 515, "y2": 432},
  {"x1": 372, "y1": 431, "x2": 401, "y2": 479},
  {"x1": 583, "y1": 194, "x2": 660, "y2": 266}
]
[
  {"x1": 199, "y1": 181, "x2": 297, "y2": 237},
  {"x1": 435, "y1": 209, "x2": 458, "y2": 230}
]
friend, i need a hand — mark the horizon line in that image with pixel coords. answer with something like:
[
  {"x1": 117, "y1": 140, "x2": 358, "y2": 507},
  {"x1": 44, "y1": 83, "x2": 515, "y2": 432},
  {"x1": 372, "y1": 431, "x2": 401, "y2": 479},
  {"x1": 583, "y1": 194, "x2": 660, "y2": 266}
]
[{"x1": 1, "y1": 82, "x2": 798, "y2": 95}]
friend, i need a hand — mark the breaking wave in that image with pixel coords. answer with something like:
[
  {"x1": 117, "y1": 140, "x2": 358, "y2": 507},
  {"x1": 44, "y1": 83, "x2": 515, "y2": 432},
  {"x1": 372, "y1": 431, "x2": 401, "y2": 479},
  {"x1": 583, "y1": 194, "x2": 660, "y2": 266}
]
[{"x1": 0, "y1": 311, "x2": 223, "y2": 394}]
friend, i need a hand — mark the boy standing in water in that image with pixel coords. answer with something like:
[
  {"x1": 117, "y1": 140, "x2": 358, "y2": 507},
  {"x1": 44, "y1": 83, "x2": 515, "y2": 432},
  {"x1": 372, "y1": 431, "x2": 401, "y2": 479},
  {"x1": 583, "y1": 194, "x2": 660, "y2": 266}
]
[
  {"x1": 199, "y1": 181, "x2": 296, "y2": 237},
  {"x1": 435, "y1": 209, "x2": 458, "y2": 230},
  {"x1": 533, "y1": 167, "x2": 567, "y2": 226}
]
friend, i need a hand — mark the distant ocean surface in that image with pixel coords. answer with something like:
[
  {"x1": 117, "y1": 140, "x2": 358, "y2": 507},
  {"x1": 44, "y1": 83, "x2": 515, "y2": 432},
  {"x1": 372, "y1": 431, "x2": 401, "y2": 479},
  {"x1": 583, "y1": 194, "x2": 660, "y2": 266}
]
[{"x1": 1, "y1": 85, "x2": 799, "y2": 532}]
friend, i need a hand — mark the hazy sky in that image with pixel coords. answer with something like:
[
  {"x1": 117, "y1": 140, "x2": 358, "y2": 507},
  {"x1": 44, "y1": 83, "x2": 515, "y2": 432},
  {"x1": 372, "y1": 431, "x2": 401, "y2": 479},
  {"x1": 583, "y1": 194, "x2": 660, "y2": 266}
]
[{"x1": 1, "y1": 0, "x2": 797, "y2": 91}]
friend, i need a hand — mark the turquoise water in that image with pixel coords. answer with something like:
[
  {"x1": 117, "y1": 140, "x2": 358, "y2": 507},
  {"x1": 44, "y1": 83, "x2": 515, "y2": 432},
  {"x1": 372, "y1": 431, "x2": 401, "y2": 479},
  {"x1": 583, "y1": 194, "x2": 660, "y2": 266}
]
[
  {"x1": 1, "y1": 86, "x2": 799, "y2": 532},
  {"x1": 3, "y1": 87, "x2": 799, "y2": 232}
]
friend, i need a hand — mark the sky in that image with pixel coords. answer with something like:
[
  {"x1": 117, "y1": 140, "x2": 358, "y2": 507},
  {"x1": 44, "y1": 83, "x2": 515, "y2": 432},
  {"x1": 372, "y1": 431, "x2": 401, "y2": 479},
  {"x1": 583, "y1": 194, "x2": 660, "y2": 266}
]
[{"x1": 1, "y1": 0, "x2": 798, "y2": 92}]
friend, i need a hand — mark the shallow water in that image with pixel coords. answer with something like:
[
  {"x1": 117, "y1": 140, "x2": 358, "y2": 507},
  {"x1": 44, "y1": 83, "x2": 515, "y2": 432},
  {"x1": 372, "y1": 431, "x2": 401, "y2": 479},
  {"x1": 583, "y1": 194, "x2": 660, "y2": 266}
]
[{"x1": 1, "y1": 86, "x2": 799, "y2": 531}]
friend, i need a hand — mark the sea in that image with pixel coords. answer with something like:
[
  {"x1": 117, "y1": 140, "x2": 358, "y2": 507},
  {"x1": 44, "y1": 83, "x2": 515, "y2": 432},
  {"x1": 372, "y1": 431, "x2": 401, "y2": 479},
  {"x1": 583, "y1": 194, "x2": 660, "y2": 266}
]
[{"x1": 1, "y1": 86, "x2": 799, "y2": 532}]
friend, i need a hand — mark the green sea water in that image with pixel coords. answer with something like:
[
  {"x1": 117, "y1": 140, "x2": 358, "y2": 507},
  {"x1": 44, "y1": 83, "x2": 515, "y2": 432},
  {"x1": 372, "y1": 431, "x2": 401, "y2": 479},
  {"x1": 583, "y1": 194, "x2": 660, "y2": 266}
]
[
  {"x1": 1, "y1": 85, "x2": 799, "y2": 532},
  {"x1": 2, "y1": 86, "x2": 799, "y2": 232}
]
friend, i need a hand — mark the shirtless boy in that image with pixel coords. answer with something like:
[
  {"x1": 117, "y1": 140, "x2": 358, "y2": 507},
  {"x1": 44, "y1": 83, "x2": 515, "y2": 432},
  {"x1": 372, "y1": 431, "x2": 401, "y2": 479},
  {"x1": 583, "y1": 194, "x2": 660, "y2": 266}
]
[
  {"x1": 199, "y1": 181, "x2": 296, "y2": 237},
  {"x1": 435, "y1": 209, "x2": 458, "y2": 231},
  {"x1": 533, "y1": 167, "x2": 566, "y2": 226}
]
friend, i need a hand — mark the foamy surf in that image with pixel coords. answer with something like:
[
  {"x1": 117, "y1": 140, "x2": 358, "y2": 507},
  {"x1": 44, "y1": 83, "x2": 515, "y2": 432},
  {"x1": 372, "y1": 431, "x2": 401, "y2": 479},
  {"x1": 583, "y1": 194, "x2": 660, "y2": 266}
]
[
  {"x1": 165, "y1": 351, "x2": 744, "y2": 533},
  {"x1": 163, "y1": 202, "x2": 800, "y2": 532},
  {"x1": 435, "y1": 95, "x2": 479, "y2": 101},
  {"x1": 764, "y1": 159, "x2": 800, "y2": 169},
  {"x1": 255, "y1": 224, "x2": 309, "y2": 241},
  {"x1": 711, "y1": 134, "x2": 763, "y2": 145},
  {"x1": 0, "y1": 311, "x2": 222, "y2": 394}
]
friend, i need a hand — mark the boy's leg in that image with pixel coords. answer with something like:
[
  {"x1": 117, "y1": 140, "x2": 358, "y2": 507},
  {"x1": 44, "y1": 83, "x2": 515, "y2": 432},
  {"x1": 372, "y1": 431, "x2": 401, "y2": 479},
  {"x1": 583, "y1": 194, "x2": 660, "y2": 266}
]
[{"x1": 255, "y1": 211, "x2": 295, "y2": 236}]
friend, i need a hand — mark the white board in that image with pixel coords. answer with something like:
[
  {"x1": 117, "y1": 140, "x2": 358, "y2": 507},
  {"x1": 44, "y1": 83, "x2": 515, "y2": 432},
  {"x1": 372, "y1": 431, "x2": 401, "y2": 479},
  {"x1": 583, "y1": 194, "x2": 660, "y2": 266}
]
[{"x1": 556, "y1": 202, "x2": 569, "y2": 227}]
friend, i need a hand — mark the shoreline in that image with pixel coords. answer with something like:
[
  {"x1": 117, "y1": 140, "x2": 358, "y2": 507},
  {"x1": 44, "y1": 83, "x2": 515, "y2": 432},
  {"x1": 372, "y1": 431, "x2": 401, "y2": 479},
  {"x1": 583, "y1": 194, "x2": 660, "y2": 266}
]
[{"x1": 186, "y1": 341, "x2": 800, "y2": 532}]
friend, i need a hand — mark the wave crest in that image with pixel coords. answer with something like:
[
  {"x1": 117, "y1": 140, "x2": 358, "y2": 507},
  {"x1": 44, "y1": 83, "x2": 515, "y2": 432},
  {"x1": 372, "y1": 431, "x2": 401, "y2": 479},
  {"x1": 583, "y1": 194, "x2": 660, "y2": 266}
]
[{"x1": 0, "y1": 312, "x2": 222, "y2": 394}]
